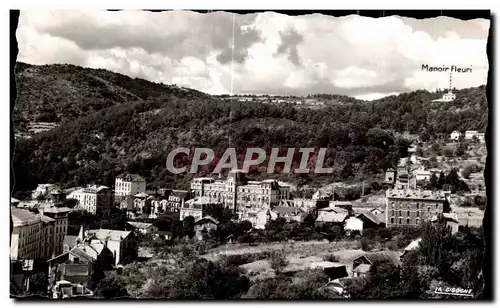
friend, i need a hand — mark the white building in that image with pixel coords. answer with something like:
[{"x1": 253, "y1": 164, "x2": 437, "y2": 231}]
[
  {"x1": 67, "y1": 185, "x2": 113, "y2": 214},
  {"x1": 115, "y1": 174, "x2": 146, "y2": 197},
  {"x1": 465, "y1": 130, "x2": 479, "y2": 140},
  {"x1": 442, "y1": 91, "x2": 456, "y2": 101},
  {"x1": 344, "y1": 217, "x2": 364, "y2": 235},
  {"x1": 450, "y1": 130, "x2": 462, "y2": 141}
]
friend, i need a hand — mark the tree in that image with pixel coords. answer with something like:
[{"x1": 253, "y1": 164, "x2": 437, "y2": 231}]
[
  {"x1": 183, "y1": 216, "x2": 195, "y2": 238},
  {"x1": 302, "y1": 214, "x2": 316, "y2": 228},
  {"x1": 29, "y1": 272, "x2": 48, "y2": 296},
  {"x1": 94, "y1": 275, "x2": 129, "y2": 299},
  {"x1": 430, "y1": 173, "x2": 438, "y2": 189}
]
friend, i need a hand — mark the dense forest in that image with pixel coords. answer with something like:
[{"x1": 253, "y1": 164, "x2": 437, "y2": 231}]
[{"x1": 12, "y1": 62, "x2": 488, "y2": 192}]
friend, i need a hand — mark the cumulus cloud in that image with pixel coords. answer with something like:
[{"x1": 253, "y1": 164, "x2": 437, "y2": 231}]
[{"x1": 16, "y1": 10, "x2": 490, "y2": 99}]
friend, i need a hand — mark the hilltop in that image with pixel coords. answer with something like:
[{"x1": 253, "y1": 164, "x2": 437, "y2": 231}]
[{"x1": 12, "y1": 62, "x2": 488, "y2": 193}]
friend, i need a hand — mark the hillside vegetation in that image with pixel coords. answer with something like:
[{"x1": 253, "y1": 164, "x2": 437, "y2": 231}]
[{"x1": 12, "y1": 62, "x2": 488, "y2": 192}]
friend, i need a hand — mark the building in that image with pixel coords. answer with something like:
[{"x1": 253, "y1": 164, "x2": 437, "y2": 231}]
[
  {"x1": 431, "y1": 213, "x2": 460, "y2": 234},
  {"x1": 31, "y1": 184, "x2": 60, "y2": 200},
  {"x1": 415, "y1": 170, "x2": 432, "y2": 182},
  {"x1": 442, "y1": 91, "x2": 456, "y2": 101},
  {"x1": 352, "y1": 252, "x2": 401, "y2": 277},
  {"x1": 40, "y1": 215, "x2": 56, "y2": 259},
  {"x1": 127, "y1": 221, "x2": 158, "y2": 234},
  {"x1": 114, "y1": 173, "x2": 146, "y2": 198},
  {"x1": 194, "y1": 216, "x2": 219, "y2": 241},
  {"x1": 400, "y1": 238, "x2": 422, "y2": 260},
  {"x1": 450, "y1": 130, "x2": 462, "y2": 141},
  {"x1": 86, "y1": 229, "x2": 135, "y2": 266},
  {"x1": 179, "y1": 196, "x2": 213, "y2": 221},
  {"x1": 385, "y1": 189, "x2": 449, "y2": 227},
  {"x1": 67, "y1": 185, "x2": 113, "y2": 214},
  {"x1": 384, "y1": 168, "x2": 396, "y2": 186},
  {"x1": 356, "y1": 212, "x2": 386, "y2": 229},
  {"x1": 477, "y1": 133, "x2": 485, "y2": 143},
  {"x1": 465, "y1": 130, "x2": 479, "y2": 140},
  {"x1": 41, "y1": 206, "x2": 71, "y2": 257},
  {"x1": 190, "y1": 170, "x2": 290, "y2": 215},
  {"x1": 51, "y1": 280, "x2": 93, "y2": 299},
  {"x1": 344, "y1": 217, "x2": 364, "y2": 235},
  {"x1": 316, "y1": 208, "x2": 348, "y2": 225},
  {"x1": 167, "y1": 190, "x2": 189, "y2": 212},
  {"x1": 249, "y1": 208, "x2": 279, "y2": 229},
  {"x1": 10, "y1": 207, "x2": 42, "y2": 260},
  {"x1": 272, "y1": 206, "x2": 306, "y2": 223}
]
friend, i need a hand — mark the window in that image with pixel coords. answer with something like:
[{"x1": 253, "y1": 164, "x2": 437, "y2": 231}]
[
  {"x1": 399, "y1": 211, "x2": 402, "y2": 216},
  {"x1": 417, "y1": 211, "x2": 420, "y2": 217},
  {"x1": 416, "y1": 218, "x2": 420, "y2": 224},
  {"x1": 391, "y1": 202, "x2": 395, "y2": 208},
  {"x1": 391, "y1": 210, "x2": 394, "y2": 216},
  {"x1": 406, "y1": 218, "x2": 410, "y2": 225},
  {"x1": 407, "y1": 210, "x2": 410, "y2": 216},
  {"x1": 416, "y1": 203, "x2": 419, "y2": 209},
  {"x1": 398, "y1": 218, "x2": 402, "y2": 224}
]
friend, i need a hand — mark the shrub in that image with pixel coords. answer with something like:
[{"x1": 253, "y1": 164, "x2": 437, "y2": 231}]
[{"x1": 323, "y1": 254, "x2": 340, "y2": 262}]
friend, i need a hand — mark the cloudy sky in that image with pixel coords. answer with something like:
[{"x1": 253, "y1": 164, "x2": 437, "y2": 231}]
[{"x1": 17, "y1": 10, "x2": 490, "y2": 100}]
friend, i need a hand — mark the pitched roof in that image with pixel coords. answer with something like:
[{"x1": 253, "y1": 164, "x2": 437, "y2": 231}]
[
  {"x1": 69, "y1": 247, "x2": 95, "y2": 263},
  {"x1": 41, "y1": 215, "x2": 56, "y2": 223},
  {"x1": 353, "y1": 263, "x2": 371, "y2": 273},
  {"x1": 127, "y1": 221, "x2": 154, "y2": 229},
  {"x1": 194, "y1": 216, "x2": 219, "y2": 225},
  {"x1": 354, "y1": 251, "x2": 401, "y2": 266},
  {"x1": 117, "y1": 173, "x2": 145, "y2": 182},
  {"x1": 87, "y1": 229, "x2": 131, "y2": 242},
  {"x1": 357, "y1": 212, "x2": 384, "y2": 225},
  {"x1": 43, "y1": 206, "x2": 71, "y2": 214},
  {"x1": 273, "y1": 206, "x2": 304, "y2": 215},
  {"x1": 134, "y1": 192, "x2": 149, "y2": 198},
  {"x1": 170, "y1": 190, "x2": 188, "y2": 198},
  {"x1": 316, "y1": 211, "x2": 348, "y2": 223},
  {"x1": 404, "y1": 238, "x2": 422, "y2": 251}
]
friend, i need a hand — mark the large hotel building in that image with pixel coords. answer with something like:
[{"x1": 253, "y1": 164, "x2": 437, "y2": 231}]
[
  {"x1": 190, "y1": 170, "x2": 290, "y2": 215},
  {"x1": 385, "y1": 189, "x2": 450, "y2": 227}
]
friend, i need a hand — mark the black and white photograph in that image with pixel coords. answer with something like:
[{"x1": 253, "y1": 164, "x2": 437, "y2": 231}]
[{"x1": 9, "y1": 9, "x2": 491, "y2": 300}]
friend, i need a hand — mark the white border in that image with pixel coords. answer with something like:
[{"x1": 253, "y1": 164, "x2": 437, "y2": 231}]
[{"x1": 1, "y1": 1, "x2": 498, "y2": 308}]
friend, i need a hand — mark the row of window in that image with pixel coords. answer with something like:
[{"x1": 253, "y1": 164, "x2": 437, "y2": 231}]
[
  {"x1": 390, "y1": 210, "x2": 440, "y2": 217},
  {"x1": 390, "y1": 217, "x2": 421, "y2": 225},
  {"x1": 390, "y1": 202, "x2": 441, "y2": 209}
]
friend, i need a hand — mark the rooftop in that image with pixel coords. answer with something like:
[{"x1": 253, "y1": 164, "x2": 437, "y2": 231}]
[
  {"x1": 127, "y1": 221, "x2": 154, "y2": 229},
  {"x1": 87, "y1": 229, "x2": 131, "y2": 242},
  {"x1": 11, "y1": 208, "x2": 40, "y2": 226},
  {"x1": 117, "y1": 173, "x2": 145, "y2": 182},
  {"x1": 386, "y1": 189, "x2": 447, "y2": 200}
]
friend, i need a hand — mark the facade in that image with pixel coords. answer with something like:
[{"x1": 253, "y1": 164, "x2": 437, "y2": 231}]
[
  {"x1": 10, "y1": 207, "x2": 42, "y2": 260},
  {"x1": 114, "y1": 173, "x2": 146, "y2": 197},
  {"x1": 179, "y1": 196, "x2": 209, "y2": 221},
  {"x1": 190, "y1": 170, "x2": 290, "y2": 215},
  {"x1": 40, "y1": 215, "x2": 56, "y2": 259},
  {"x1": 67, "y1": 185, "x2": 113, "y2": 214},
  {"x1": 450, "y1": 130, "x2": 462, "y2": 141},
  {"x1": 41, "y1": 206, "x2": 71, "y2": 257},
  {"x1": 385, "y1": 189, "x2": 449, "y2": 227}
]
